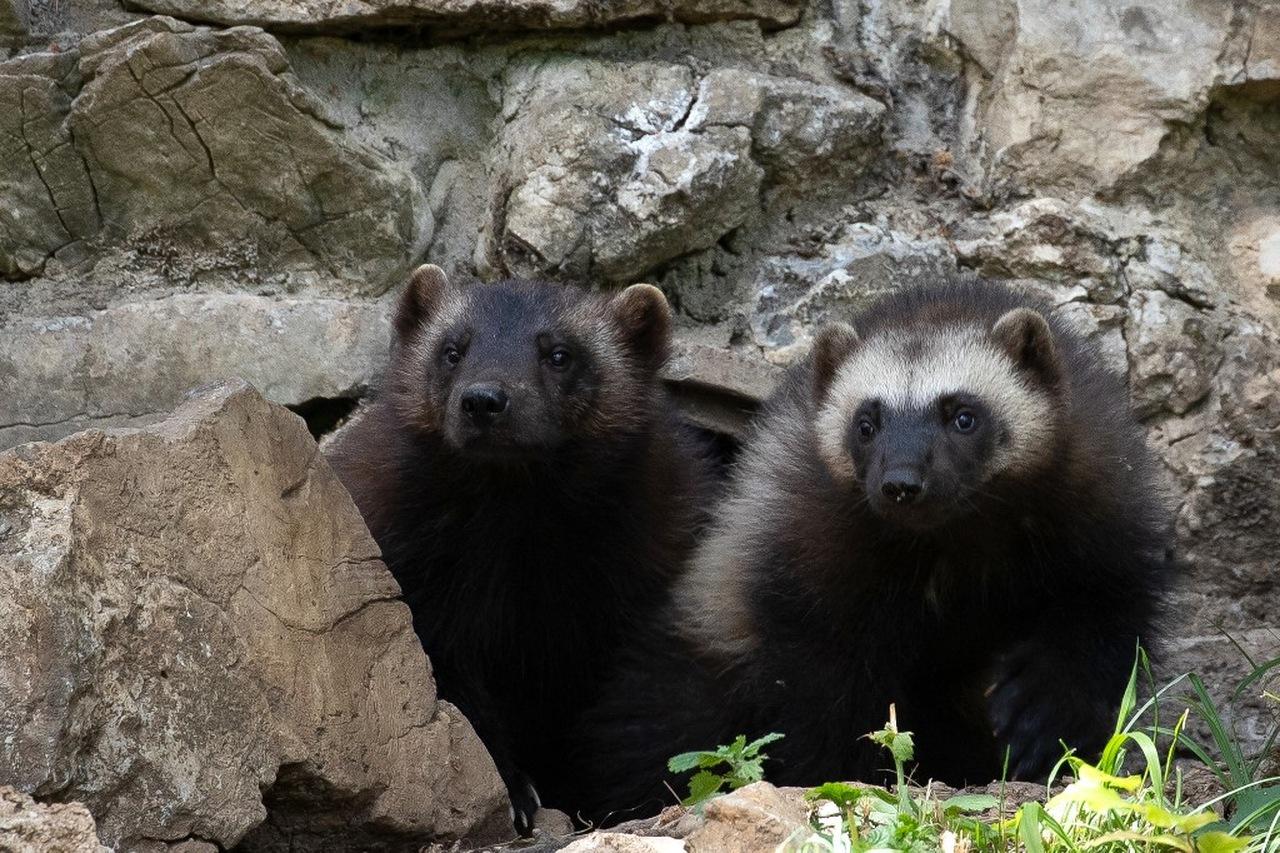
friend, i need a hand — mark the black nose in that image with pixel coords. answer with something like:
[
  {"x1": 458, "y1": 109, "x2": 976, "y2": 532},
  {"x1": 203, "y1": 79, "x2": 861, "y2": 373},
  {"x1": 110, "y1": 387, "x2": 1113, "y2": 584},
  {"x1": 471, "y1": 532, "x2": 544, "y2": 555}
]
[
  {"x1": 881, "y1": 469, "x2": 923, "y2": 504},
  {"x1": 460, "y1": 384, "x2": 509, "y2": 424}
]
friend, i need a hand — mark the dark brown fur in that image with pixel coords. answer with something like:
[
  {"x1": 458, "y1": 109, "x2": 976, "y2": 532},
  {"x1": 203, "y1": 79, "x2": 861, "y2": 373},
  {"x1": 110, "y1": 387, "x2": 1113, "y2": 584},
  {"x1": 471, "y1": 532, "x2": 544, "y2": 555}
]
[
  {"x1": 327, "y1": 268, "x2": 714, "y2": 831},
  {"x1": 572, "y1": 279, "x2": 1177, "y2": 824}
]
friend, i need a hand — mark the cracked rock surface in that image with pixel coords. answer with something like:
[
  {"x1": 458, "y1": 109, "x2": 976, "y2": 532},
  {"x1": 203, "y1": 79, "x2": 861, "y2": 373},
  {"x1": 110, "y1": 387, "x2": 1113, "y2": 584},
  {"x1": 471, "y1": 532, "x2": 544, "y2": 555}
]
[
  {"x1": 0, "y1": 15, "x2": 425, "y2": 289},
  {"x1": 0, "y1": 380, "x2": 509, "y2": 851}
]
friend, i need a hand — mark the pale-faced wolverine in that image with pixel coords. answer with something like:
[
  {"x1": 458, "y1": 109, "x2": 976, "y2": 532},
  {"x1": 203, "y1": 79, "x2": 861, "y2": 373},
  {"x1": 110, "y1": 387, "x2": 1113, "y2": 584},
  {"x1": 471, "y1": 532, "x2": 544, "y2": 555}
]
[
  {"x1": 327, "y1": 266, "x2": 714, "y2": 832},
  {"x1": 571, "y1": 279, "x2": 1176, "y2": 823}
]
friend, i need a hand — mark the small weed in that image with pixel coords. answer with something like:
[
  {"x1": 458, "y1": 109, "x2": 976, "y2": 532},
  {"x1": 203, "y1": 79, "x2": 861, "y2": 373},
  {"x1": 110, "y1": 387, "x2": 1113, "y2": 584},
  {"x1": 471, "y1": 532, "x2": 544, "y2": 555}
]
[
  {"x1": 797, "y1": 706, "x2": 996, "y2": 852},
  {"x1": 667, "y1": 731, "x2": 785, "y2": 810}
]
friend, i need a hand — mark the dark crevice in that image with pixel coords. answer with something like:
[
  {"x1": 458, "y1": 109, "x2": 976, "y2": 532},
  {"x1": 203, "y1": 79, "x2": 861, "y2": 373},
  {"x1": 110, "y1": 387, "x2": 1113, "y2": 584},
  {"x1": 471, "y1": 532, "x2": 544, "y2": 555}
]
[{"x1": 288, "y1": 396, "x2": 360, "y2": 439}]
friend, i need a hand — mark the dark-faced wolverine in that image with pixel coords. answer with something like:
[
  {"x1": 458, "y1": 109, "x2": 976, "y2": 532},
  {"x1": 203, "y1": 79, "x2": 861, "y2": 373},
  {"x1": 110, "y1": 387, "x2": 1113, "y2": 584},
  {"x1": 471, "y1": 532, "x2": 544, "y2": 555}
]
[
  {"x1": 572, "y1": 279, "x2": 1176, "y2": 823},
  {"x1": 327, "y1": 266, "x2": 713, "y2": 832}
]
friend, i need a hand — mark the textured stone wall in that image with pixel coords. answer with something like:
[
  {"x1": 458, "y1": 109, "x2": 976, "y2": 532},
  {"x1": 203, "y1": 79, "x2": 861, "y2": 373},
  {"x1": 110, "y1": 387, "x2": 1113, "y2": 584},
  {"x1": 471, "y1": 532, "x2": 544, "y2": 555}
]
[{"x1": 2, "y1": 0, "x2": 1277, "y2": 758}]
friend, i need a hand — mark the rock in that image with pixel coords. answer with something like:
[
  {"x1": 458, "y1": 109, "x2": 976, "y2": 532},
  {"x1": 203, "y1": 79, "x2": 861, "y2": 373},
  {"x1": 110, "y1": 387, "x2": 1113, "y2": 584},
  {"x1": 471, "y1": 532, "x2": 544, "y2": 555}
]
[
  {"x1": 1125, "y1": 289, "x2": 1220, "y2": 418},
  {"x1": 0, "y1": 788, "x2": 108, "y2": 853},
  {"x1": 8, "y1": 15, "x2": 426, "y2": 290},
  {"x1": 951, "y1": 0, "x2": 1240, "y2": 195},
  {"x1": 663, "y1": 335, "x2": 780, "y2": 435},
  {"x1": 532, "y1": 807, "x2": 576, "y2": 839},
  {"x1": 0, "y1": 294, "x2": 392, "y2": 450},
  {"x1": 0, "y1": 380, "x2": 509, "y2": 850},
  {"x1": 121, "y1": 0, "x2": 803, "y2": 34},
  {"x1": 684, "y1": 783, "x2": 809, "y2": 852},
  {"x1": 749, "y1": 222, "x2": 957, "y2": 363},
  {"x1": 0, "y1": 51, "x2": 98, "y2": 278},
  {"x1": 951, "y1": 199, "x2": 1126, "y2": 303},
  {"x1": 667, "y1": 336, "x2": 781, "y2": 402},
  {"x1": 483, "y1": 59, "x2": 763, "y2": 282},
  {"x1": 0, "y1": 0, "x2": 26, "y2": 35},
  {"x1": 688, "y1": 69, "x2": 886, "y2": 186},
  {"x1": 561, "y1": 834, "x2": 687, "y2": 853},
  {"x1": 482, "y1": 61, "x2": 885, "y2": 282}
]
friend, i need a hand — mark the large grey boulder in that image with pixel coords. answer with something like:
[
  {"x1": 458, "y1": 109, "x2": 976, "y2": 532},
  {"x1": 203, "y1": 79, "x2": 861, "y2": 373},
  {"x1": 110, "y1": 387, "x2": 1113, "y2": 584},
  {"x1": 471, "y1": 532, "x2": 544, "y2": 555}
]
[
  {"x1": 0, "y1": 16, "x2": 426, "y2": 290},
  {"x1": 947, "y1": 0, "x2": 1274, "y2": 197},
  {"x1": 482, "y1": 59, "x2": 764, "y2": 282},
  {"x1": 0, "y1": 380, "x2": 509, "y2": 851},
  {"x1": 481, "y1": 60, "x2": 884, "y2": 283},
  {"x1": 121, "y1": 0, "x2": 804, "y2": 34},
  {"x1": 687, "y1": 69, "x2": 885, "y2": 186}
]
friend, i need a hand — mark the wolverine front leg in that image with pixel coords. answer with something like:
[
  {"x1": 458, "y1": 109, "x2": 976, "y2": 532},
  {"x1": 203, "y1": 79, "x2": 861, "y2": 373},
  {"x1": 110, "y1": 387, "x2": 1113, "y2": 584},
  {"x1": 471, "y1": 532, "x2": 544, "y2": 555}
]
[
  {"x1": 986, "y1": 628, "x2": 1139, "y2": 781},
  {"x1": 432, "y1": 663, "x2": 541, "y2": 835}
]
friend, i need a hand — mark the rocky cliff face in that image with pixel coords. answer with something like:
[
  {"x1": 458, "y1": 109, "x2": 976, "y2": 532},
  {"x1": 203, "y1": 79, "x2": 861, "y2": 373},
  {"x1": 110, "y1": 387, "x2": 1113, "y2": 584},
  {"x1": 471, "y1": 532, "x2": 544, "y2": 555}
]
[{"x1": 1, "y1": 0, "x2": 1276, "y2": 807}]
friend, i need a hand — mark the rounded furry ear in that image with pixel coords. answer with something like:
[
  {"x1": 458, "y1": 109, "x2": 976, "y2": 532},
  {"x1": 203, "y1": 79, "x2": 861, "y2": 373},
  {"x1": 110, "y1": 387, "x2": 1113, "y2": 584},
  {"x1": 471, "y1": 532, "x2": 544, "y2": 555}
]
[
  {"x1": 991, "y1": 307, "x2": 1061, "y2": 384},
  {"x1": 610, "y1": 283, "x2": 672, "y2": 364},
  {"x1": 394, "y1": 264, "x2": 450, "y2": 340},
  {"x1": 811, "y1": 322, "x2": 860, "y2": 398}
]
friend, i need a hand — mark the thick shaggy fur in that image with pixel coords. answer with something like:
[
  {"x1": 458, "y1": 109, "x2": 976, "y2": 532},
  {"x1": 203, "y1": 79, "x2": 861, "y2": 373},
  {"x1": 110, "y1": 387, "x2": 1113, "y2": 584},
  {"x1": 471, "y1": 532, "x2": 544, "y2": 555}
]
[
  {"x1": 327, "y1": 269, "x2": 713, "y2": 830},
  {"x1": 573, "y1": 279, "x2": 1176, "y2": 824}
]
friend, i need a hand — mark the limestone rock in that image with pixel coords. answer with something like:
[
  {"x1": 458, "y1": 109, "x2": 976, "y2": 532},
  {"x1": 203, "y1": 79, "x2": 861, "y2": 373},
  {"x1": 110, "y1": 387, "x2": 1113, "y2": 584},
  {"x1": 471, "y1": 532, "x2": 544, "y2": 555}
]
[
  {"x1": 121, "y1": 0, "x2": 804, "y2": 34},
  {"x1": 685, "y1": 783, "x2": 809, "y2": 852},
  {"x1": 748, "y1": 222, "x2": 956, "y2": 363},
  {"x1": 484, "y1": 59, "x2": 763, "y2": 282},
  {"x1": 0, "y1": 294, "x2": 392, "y2": 450},
  {"x1": 554, "y1": 785, "x2": 811, "y2": 852},
  {"x1": 1125, "y1": 289, "x2": 1220, "y2": 418},
  {"x1": 951, "y1": 199, "x2": 1126, "y2": 303},
  {"x1": 667, "y1": 337, "x2": 782, "y2": 402},
  {"x1": 482, "y1": 61, "x2": 886, "y2": 282},
  {"x1": 0, "y1": 52, "x2": 98, "y2": 278},
  {"x1": 688, "y1": 69, "x2": 886, "y2": 185},
  {"x1": 0, "y1": 380, "x2": 509, "y2": 850},
  {"x1": 0, "y1": 16, "x2": 426, "y2": 288},
  {"x1": 0, "y1": 788, "x2": 108, "y2": 853},
  {"x1": 951, "y1": 0, "x2": 1240, "y2": 196}
]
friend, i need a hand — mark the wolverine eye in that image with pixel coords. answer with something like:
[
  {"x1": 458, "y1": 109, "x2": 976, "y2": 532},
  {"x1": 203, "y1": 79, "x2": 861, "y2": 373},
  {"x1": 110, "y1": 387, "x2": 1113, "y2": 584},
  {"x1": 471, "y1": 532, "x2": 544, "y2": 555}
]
[
  {"x1": 443, "y1": 345, "x2": 462, "y2": 366},
  {"x1": 857, "y1": 419, "x2": 876, "y2": 441},
  {"x1": 953, "y1": 410, "x2": 977, "y2": 433},
  {"x1": 547, "y1": 347, "x2": 573, "y2": 370}
]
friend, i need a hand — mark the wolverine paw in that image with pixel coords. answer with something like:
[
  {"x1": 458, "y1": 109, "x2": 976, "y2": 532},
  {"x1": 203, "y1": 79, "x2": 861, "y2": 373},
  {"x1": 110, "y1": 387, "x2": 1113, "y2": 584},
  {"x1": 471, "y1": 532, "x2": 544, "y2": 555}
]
[
  {"x1": 988, "y1": 652, "x2": 1113, "y2": 781},
  {"x1": 507, "y1": 772, "x2": 542, "y2": 837}
]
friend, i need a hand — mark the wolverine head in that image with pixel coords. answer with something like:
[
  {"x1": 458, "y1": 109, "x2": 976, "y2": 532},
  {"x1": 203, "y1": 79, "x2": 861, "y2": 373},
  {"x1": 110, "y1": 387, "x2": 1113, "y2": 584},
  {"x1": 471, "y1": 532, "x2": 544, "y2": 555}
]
[
  {"x1": 388, "y1": 265, "x2": 672, "y2": 461},
  {"x1": 811, "y1": 290, "x2": 1065, "y2": 530}
]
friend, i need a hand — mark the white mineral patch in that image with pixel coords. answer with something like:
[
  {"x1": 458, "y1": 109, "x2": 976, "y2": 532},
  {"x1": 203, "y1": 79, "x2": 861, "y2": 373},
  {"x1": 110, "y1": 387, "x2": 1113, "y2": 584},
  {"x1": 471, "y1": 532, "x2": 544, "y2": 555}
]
[{"x1": 1259, "y1": 229, "x2": 1280, "y2": 281}]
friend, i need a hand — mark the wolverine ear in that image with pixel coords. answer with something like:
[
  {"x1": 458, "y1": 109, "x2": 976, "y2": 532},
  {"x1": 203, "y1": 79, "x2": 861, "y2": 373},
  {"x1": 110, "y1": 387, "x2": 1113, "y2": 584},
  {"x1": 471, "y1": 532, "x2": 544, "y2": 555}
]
[
  {"x1": 811, "y1": 322, "x2": 860, "y2": 398},
  {"x1": 610, "y1": 283, "x2": 672, "y2": 365},
  {"x1": 394, "y1": 264, "x2": 450, "y2": 340},
  {"x1": 991, "y1": 307, "x2": 1061, "y2": 384}
]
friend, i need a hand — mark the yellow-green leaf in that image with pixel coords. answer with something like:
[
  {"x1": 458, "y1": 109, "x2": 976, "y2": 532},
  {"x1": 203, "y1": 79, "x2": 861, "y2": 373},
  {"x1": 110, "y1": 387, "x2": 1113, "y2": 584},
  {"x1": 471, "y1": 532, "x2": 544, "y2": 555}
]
[{"x1": 1194, "y1": 831, "x2": 1252, "y2": 853}]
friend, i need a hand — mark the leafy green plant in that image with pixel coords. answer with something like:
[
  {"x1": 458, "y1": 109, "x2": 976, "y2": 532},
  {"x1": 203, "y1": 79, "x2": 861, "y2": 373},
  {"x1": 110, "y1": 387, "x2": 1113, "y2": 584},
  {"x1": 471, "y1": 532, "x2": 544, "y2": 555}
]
[
  {"x1": 791, "y1": 651, "x2": 1279, "y2": 852},
  {"x1": 675, "y1": 649, "x2": 1280, "y2": 851},
  {"x1": 793, "y1": 706, "x2": 996, "y2": 853},
  {"x1": 667, "y1": 732, "x2": 784, "y2": 809}
]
